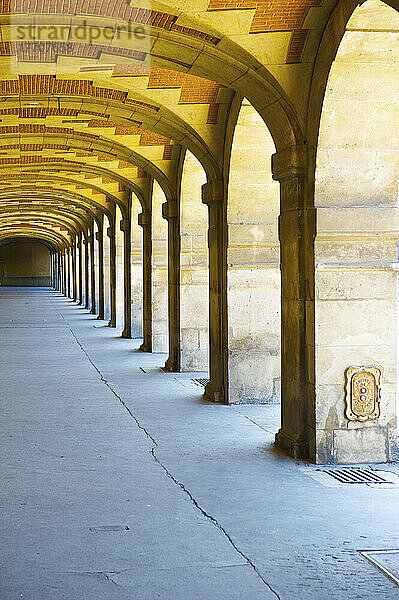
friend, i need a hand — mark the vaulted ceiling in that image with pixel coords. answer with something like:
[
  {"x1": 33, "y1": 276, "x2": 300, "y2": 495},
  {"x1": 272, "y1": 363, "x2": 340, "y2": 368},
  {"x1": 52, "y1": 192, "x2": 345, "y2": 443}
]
[{"x1": 0, "y1": 0, "x2": 397, "y2": 246}]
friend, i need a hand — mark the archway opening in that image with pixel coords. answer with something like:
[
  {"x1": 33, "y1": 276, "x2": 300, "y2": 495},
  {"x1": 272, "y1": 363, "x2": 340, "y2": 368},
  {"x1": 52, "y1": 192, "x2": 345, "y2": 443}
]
[
  {"x1": 227, "y1": 100, "x2": 281, "y2": 415},
  {"x1": 0, "y1": 237, "x2": 52, "y2": 287},
  {"x1": 180, "y1": 150, "x2": 209, "y2": 372}
]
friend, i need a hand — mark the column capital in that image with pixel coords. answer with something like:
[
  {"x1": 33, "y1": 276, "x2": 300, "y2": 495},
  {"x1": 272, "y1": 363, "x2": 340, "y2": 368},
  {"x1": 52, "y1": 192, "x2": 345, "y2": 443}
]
[
  {"x1": 107, "y1": 226, "x2": 115, "y2": 238},
  {"x1": 95, "y1": 231, "x2": 101, "y2": 241},
  {"x1": 120, "y1": 218, "x2": 129, "y2": 232},
  {"x1": 162, "y1": 200, "x2": 178, "y2": 221},
  {"x1": 138, "y1": 211, "x2": 151, "y2": 227},
  {"x1": 201, "y1": 179, "x2": 224, "y2": 206},
  {"x1": 272, "y1": 144, "x2": 307, "y2": 182}
]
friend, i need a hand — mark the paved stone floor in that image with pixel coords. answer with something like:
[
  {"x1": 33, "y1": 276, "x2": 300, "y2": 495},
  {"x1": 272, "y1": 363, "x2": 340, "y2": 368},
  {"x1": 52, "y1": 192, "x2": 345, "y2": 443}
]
[{"x1": 1, "y1": 287, "x2": 399, "y2": 600}]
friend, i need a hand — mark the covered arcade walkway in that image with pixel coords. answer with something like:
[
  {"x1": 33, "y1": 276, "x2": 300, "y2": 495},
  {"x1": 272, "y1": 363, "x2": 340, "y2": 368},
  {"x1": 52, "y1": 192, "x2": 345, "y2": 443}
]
[{"x1": 1, "y1": 287, "x2": 398, "y2": 600}]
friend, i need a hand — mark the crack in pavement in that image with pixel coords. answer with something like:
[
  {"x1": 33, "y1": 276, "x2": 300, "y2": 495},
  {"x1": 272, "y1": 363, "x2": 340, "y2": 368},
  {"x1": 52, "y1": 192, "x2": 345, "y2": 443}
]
[
  {"x1": 232, "y1": 407, "x2": 277, "y2": 435},
  {"x1": 62, "y1": 314, "x2": 281, "y2": 600},
  {"x1": 62, "y1": 570, "x2": 125, "y2": 587}
]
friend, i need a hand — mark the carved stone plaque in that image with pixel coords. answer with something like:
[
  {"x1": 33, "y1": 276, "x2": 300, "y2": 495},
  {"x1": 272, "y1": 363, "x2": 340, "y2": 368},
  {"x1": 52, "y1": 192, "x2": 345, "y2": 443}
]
[{"x1": 345, "y1": 366, "x2": 381, "y2": 422}]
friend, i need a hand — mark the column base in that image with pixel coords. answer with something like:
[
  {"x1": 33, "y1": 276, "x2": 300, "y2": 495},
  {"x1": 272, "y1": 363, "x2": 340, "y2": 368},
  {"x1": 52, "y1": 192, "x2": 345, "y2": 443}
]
[
  {"x1": 108, "y1": 319, "x2": 116, "y2": 328},
  {"x1": 139, "y1": 341, "x2": 152, "y2": 353},
  {"x1": 164, "y1": 356, "x2": 179, "y2": 372},
  {"x1": 204, "y1": 381, "x2": 225, "y2": 404},
  {"x1": 97, "y1": 313, "x2": 104, "y2": 321},
  {"x1": 90, "y1": 309, "x2": 96, "y2": 315},
  {"x1": 275, "y1": 428, "x2": 310, "y2": 461},
  {"x1": 121, "y1": 329, "x2": 131, "y2": 339}
]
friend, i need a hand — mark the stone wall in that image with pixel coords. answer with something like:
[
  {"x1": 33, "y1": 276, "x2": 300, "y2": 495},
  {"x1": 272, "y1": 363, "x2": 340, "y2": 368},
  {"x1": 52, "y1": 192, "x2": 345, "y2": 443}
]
[{"x1": 314, "y1": 0, "x2": 399, "y2": 462}]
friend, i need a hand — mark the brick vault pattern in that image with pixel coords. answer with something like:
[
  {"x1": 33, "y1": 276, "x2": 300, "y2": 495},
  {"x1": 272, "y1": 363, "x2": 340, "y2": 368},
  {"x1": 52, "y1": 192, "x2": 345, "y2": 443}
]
[{"x1": 207, "y1": 0, "x2": 323, "y2": 61}]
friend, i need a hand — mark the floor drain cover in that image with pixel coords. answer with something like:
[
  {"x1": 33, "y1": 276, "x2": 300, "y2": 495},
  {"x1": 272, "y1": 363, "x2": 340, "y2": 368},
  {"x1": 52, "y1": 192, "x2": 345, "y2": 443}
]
[
  {"x1": 359, "y1": 550, "x2": 399, "y2": 586},
  {"x1": 323, "y1": 467, "x2": 391, "y2": 484},
  {"x1": 191, "y1": 378, "x2": 210, "y2": 387},
  {"x1": 300, "y1": 466, "x2": 399, "y2": 487}
]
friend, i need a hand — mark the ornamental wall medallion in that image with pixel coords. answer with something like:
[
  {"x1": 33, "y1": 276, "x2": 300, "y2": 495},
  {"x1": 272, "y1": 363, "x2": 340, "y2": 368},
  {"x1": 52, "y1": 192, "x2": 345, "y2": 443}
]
[{"x1": 344, "y1": 366, "x2": 381, "y2": 422}]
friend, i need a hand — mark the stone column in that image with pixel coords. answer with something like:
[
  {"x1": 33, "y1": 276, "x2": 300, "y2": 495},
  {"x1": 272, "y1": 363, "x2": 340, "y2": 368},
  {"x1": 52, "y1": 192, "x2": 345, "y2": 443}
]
[
  {"x1": 96, "y1": 220, "x2": 105, "y2": 320},
  {"x1": 107, "y1": 223, "x2": 117, "y2": 328},
  {"x1": 56, "y1": 254, "x2": 61, "y2": 291},
  {"x1": 138, "y1": 210, "x2": 152, "y2": 352},
  {"x1": 72, "y1": 242, "x2": 77, "y2": 301},
  {"x1": 50, "y1": 250, "x2": 54, "y2": 288},
  {"x1": 202, "y1": 180, "x2": 227, "y2": 403},
  {"x1": 272, "y1": 145, "x2": 316, "y2": 461},
  {"x1": 162, "y1": 199, "x2": 180, "y2": 372},
  {"x1": 62, "y1": 250, "x2": 67, "y2": 295},
  {"x1": 77, "y1": 238, "x2": 83, "y2": 305},
  {"x1": 84, "y1": 238, "x2": 89, "y2": 309},
  {"x1": 55, "y1": 254, "x2": 59, "y2": 290},
  {"x1": 67, "y1": 248, "x2": 71, "y2": 298},
  {"x1": 121, "y1": 214, "x2": 132, "y2": 339},
  {"x1": 53, "y1": 252, "x2": 59, "y2": 290},
  {"x1": 89, "y1": 230, "x2": 96, "y2": 315},
  {"x1": 59, "y1": 255, "x2": 62, "y2": 291}
]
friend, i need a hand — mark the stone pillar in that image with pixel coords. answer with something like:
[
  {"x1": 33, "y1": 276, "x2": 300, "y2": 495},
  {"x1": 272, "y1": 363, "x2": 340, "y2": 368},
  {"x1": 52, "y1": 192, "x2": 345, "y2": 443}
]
[
  {"x1": 54, "y1": 253, "x2": 58, "y2": 290},
  {"x1": 55, "y1": 253, "x2": 59, "y2": 291},
  {"x1": 138, "y1": 211, "x2": 152, "y2": 352},
  {"x1": 77, "y1": 238, "x2": 83, "y2": 305},
  {"x1": 96, "y1": 220, "x2": 105, "y2": 320},
  {"x1": 72, "y1": 243, "x2": 77, "y2": 301},
  {"x1": 67, "y1": 248, "x2": 71, "y2": 298},
  {"x1": 89, "y1": 230, "x2": 96, "y2": 315},
  {"x1": 121, "y1": 214, "x2": 132, "y2": 339},
  {"x1": 59, "y1": 254, "x2": 63, "y2": 291},
  {"x1": 162, "y1": 200, "x2": 180, "y2": 371},
  {"x1": 272, "y1": 145, "x2": 316, "y2": 461},
  {"x1": 50, "y1": 250, "x2": 54, "y2": 288},
  {"x1": 84, "y1": 238, "x2": 89, "y2": 309},
  {"x1": 56, "y1": 254, "x2": 61, "y2": 291},
  {"x1": 53, "y1": 252, "x2": 58, "y2": 290},
  {"x1": 107, "y1": 223, "x2": 117, "y2": 328},
  {"x1": 62, "y1": 250, "x2": 67, "y2": 295},
  {"x1": 202, "y1": 180, "x2": 227, "y2": 402}
]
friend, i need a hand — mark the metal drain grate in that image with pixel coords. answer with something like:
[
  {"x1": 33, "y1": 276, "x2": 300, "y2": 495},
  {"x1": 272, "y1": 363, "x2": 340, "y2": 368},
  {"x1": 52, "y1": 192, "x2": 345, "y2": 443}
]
[
  {"x1": 191, "y1": 378, "x2": 210, "y2": 387},
  {"x1": 300, "y1": 465, "x2": 399, "y2": 487},
  {"x1": 323, "y1": 467, "x2": 391, "y2": 485}
]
